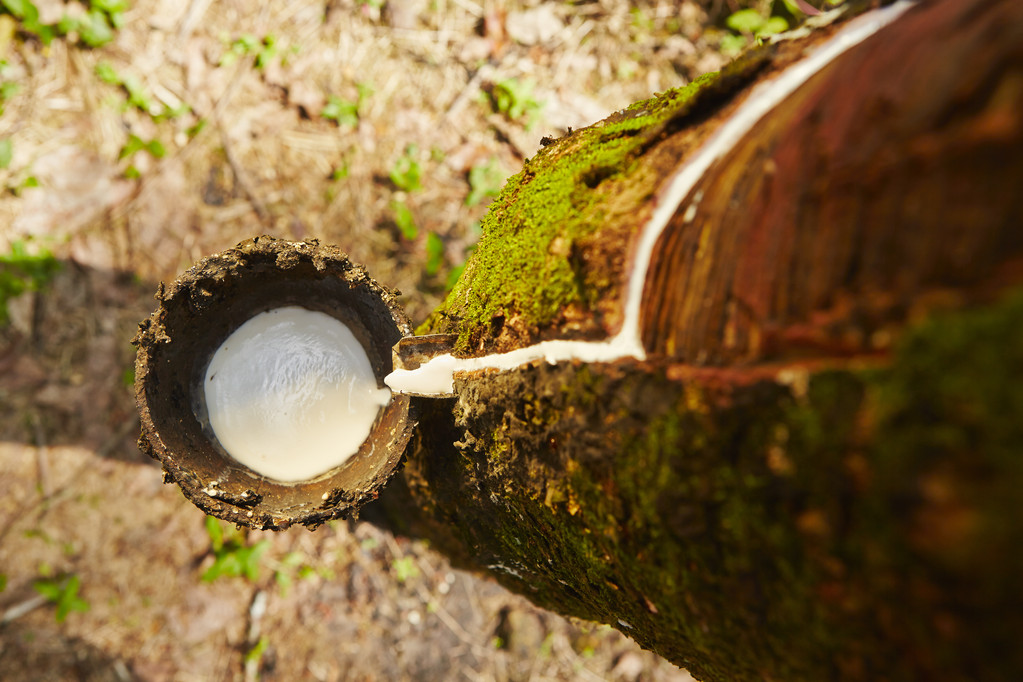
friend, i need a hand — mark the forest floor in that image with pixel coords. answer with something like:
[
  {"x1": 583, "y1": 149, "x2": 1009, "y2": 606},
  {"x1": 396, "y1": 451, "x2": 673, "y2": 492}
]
[{"x1": 0, "y1": 0, "x2": 751, "y2": 679}]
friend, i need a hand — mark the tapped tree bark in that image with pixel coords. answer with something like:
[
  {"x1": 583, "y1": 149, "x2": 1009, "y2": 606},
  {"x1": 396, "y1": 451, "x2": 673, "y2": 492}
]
[{"x1": 374, "y1": 1, "x2": 1023, "y2": 680}]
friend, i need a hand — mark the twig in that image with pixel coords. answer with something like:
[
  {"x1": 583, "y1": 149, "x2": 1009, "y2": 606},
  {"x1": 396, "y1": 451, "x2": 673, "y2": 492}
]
[
  {"x1": 219, "y1": 128, "x2": 272, "y2": 228},
  {"x1": 413, "y1": 583, "x2": 491, "y2": 658},
  {"x1": 0, "y1": 594, "x2": 48, "y2": 625},
  {"x1": 243, "y1": 589, "x2": 268, "y2": 682},
  {"x1": 31, "y1": 412, "x2": 51, "y2": 499}
]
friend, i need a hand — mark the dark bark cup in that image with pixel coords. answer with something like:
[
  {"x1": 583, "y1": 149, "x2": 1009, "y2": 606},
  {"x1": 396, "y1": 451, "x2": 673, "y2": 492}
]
[{"x1": 133, "y1": 236, "x2": 414, "y2": 530}]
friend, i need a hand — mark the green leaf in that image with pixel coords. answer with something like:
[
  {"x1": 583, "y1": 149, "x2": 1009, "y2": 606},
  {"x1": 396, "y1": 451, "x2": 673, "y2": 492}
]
[
  {"x1": 56, "y1": 14, "x2": 77, "y2": 35},
  {"x1": 235, "y1": 33, "x2": 258, "y2": 53},
  {"x1": 245, "y1": 636, "x2": 269, "y2": 664},
  {"x1": 119, "y1": 134, "x2": 164, "y2": 160},
  {"x1": 33, "y1": 579, "x2": 60, "y2": 601},
  {"x1": 145, "y1": 138, "x2": 165, "y2": 158},
  {"x1": 118, "y1": 134, "x2": 145, "y2": 159},
  {"x1": 0, "y1": 238, "x2": 61, "y2": 323},
  {"x1": 445, "y1": 263, "x2": 465, "y2": 292},
  {"x1": 0, "y1": 138, "x2": 11, "y2": 169},
  {"x1": 55, "y1": 575, "x2": 89, "y2": 622},
  {"x1": 0, "y1": 81, "x2": 19, "y2": 101},
  {"x1": 425, "y1": 232, "x2": 444, "y2": 276},
  {"x1": 255, "y1": 35, "x2": 277, "y2": 69},
  {"x1": 202, "y1": 549, "x2": 244, "y2": 582},
  {"x1": 758, "y1": 16, "x2": 789, "y2": 37},
  {"x1": 201, "y1": 518, "x2": 268, "y2": 583},
  {"x1": 329, "y1": 163, "x2": 349, "y2": 181},
  {"x1": 120, "y1": 75, "x2": 152, "y2": 111},
  {"x1": 490, "y1": 78, "x2": 541, "y2": 126},
  {"x1": 720, "y1": 33, "x2": 748, "y2": 55},
  {"x1": 466, "y1": 158, "x2": 505, "y2": 206},
  {"x1": 391, "y1": 200, "x2": 417, "y2": 240},
  {"x1": 90, "y1": 0, "x2": 130, "y2": 13},
  {"x1": 281, "y1": 552, "x2": 304, "y2": 568},
  {"x1": 155, "y1": 102, "x2": 190, "y2": 121},
  {"x1": 1, "y1": 0, "x2": 37, "y2": 21},
  {"x1": 243, "y1": 541, "x2": 269, "y2": 581},
  {"x1": 726, "y1": 8, "x2": 766, "y2": 34},
  {"x1": 389, "y1": 147, "x2": 421, "y2": 192},
  {"x1": 186, "y1": 118, "x2": 208, "y2": 138},
  {"x1": 204, "y1": 516, "x2": 223, "y2": 552},
  {"x1": 33, "y1": 575, "x2": 89, "y2": 623},
  {"x1": 78, "y1": 9, "x2": 114, "y2": 48},
  {"x1": 321, "y1": 95, "x2": 359, "y2": 127},
  {"x1": 391, "y1": 557, "x2": 419, "y2": 583},
  {"x1": 94, "y1": 61, "x2": 120, "y2": 84}
]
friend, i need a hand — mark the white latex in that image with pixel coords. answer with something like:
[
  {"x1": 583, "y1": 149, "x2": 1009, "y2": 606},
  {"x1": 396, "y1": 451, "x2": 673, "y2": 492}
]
[{"x1": 204, "y1": 306, "x2": 391, "y2": 482}]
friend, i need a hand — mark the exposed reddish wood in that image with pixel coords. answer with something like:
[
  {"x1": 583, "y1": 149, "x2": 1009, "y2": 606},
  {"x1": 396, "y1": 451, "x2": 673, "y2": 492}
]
[{"x1": 641, "y1": 0, "x2": 1023, "y2": 363}]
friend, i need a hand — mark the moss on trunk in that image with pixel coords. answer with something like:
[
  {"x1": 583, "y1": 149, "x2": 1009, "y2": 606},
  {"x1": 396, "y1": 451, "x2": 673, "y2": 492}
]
[
  {"x1": 374, "y1": 2, "x2": 1023, "y2": 678},
  {"x1": 390, "y1": 289, "x2": 1023, "y2": 681}
]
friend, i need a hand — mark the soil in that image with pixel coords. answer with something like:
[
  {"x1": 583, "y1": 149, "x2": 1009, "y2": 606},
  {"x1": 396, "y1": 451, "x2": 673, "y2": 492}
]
[{"x1": 0, "y1": 0, "x2": 749, "y2": 679}]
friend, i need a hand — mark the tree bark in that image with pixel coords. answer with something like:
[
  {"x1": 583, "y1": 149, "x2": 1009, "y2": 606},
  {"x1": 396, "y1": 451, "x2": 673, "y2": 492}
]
[{"x1": 373, "y1": 1, "x2": 1023, "y2": 680}]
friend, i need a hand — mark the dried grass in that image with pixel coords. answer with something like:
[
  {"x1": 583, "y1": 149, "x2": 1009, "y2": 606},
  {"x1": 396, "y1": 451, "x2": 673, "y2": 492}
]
[{"x1": 0, "y1": 0, "x2": 730, "y2": 678}]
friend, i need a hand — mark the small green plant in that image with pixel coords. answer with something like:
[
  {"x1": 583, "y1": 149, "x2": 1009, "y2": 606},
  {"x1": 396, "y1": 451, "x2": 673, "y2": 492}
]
[
  {"x1": 74, "y1": 7, "x2": 115, "y2": 47},
  {"x1": 329, "y1": 163, "x2": 349, "y2": 181},
  {"x1": 119, "y1": 133, "x2": 165, "y2": 177},
  {"x1": 446, "y1": 263, "x2": 465, "y2": 291},
  {"x1": 0, "y1": 239, "x2": 60, "y2": 325},
  {"x1": 726, "y1": 8, "x2": 789, "y2": 38},
  {"x1": 424, "y1": 231, "x2": 444, "y2": 277},
  {"x1": 0, "y1": 137, "x2": 11, "y2": 169},
  {"x1": 1, "y1": 0, "x2": 57, "y2": 45},
  {"x1": 119, "y1": 133, "x2": 165, "y2": 160},
  {"x1": 95, "y1": 62, "x2": 155, "y2": 114},
  {"x1": 391, "y1": 556, "x2": 419, "y2": 584},
  {"x1": 720, "y1": 0, "x2": 835, "y2": 55},
  {"x1": 1, "y1": 0, "x2": 128, "y2": 47},
  {"x1": 220, "y1": 33, "x2": 278, "y2": 69},
  {"x1": 321, "y1": 95, "x2": 359, "y2": 127},
  {"x1": 390, "y1": 199, "x2": 417, "y2": 240},
  {"x1": 321, "y1": 82, "x2": 372, "y2": 128},
  {"x1": 271, "y1": 551, "x2": 305, "y2": 594},
  {"x1": 444, "y1": 221, "x2": 480, "y2": 291},
  {"x1": 201, "y1": 516, "x2": 269, "y2": 582},
  {"x1": 0, "y1": 81, "x2": 19, "y2": 115},
  {"x1": 245, "y1": 635, "x2": 269, "y2": 668},
  {"x1": 95, "y1": 62, "x2": 189, "y2": 121},
  {"x1": 388, "y1": 144, "x2": 421, "y2": 192},
  {"x1": 629, "y1": 7, "x2": 654, "y2": 34},
  {"x1": 33, "y1": 573, "x2": 90, "y2": 623},
  {"x1": 489, "y1": 78, "x2": 542, "y2": 128},
  {"x1": 186, "y1": 118, "x2": 208, "y2": 139},
  {"x1": 465, "y1": 158, "x2": 505, "y2": 206}
]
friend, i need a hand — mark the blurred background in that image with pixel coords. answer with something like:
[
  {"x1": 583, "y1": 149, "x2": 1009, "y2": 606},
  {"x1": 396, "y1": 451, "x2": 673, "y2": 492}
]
[{"x1": 0, "y1": 0, "x2": 818, "y2": 679}]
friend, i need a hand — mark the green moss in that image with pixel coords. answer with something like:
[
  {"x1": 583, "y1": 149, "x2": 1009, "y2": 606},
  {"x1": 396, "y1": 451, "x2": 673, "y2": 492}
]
[
  {"x1": 421, "y1": 288, "x2": 1023, "y2": 680},
  {"x1": 420, "y1": 50, "x2": 771, "y2": 351}
]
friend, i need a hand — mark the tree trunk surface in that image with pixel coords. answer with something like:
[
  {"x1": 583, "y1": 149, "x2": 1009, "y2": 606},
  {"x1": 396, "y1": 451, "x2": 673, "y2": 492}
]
[{"x1": 374, "y1": 1, "x2": 1023, "y2": 680}]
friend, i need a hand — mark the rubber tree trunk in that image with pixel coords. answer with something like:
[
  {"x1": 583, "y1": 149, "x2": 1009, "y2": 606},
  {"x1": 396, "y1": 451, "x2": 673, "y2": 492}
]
[{"x1": 373, "y1": 1, "x2": 1023, "y2": 680}]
